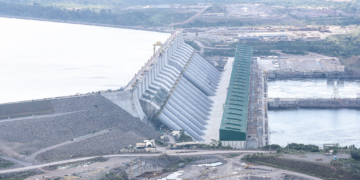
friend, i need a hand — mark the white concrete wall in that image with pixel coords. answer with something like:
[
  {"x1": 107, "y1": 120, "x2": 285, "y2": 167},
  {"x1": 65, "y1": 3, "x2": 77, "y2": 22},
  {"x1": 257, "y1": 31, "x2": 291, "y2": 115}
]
[{"x1": 221, "y1": 141, "x2": 247, "y2": 149}]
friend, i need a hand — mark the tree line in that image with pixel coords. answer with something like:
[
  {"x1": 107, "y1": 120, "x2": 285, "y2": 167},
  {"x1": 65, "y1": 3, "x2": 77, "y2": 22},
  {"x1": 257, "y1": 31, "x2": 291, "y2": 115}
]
[{"x1": 0, "y1": 2, "x2": 194, "y2": 26}]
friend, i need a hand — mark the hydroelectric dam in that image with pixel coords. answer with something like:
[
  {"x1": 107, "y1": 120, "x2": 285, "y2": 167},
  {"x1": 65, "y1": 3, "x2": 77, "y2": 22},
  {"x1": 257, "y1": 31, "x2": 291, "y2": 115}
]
[
  {"x1": 101, "y1": 32, "x2": 269, "y2": 149},
  {"x1": 0, "y1": 32, "x2": 269, "y2": 152}
]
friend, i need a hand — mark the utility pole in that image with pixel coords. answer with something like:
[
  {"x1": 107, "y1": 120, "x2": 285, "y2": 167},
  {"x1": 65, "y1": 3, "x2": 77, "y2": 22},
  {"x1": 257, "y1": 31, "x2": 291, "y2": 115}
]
[
  {"x1": 288, "y1": 142, "x2": 289, "y2": 152},
  {"x1": 331, "y1": 81, "x2": 341, "y2": 99},
  {"x1": 129, "y1": 161, "x2": 133, "y2": 179}
]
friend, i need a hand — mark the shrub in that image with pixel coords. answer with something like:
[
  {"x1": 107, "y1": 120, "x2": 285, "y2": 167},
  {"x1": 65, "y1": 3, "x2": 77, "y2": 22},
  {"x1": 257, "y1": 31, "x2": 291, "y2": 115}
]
[{"x1": 351, "y1": 149, "x2": 360, "y2": 160}]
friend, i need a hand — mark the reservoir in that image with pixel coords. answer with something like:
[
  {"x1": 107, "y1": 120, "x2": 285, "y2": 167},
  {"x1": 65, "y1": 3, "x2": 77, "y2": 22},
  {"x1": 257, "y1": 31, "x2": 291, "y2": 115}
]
[
  {"x1": 0, "y1": 17, "x2": 169, "y2": 103},
  {"x1": 268, "y1": 79, "x2": 360, "y2": 148}
]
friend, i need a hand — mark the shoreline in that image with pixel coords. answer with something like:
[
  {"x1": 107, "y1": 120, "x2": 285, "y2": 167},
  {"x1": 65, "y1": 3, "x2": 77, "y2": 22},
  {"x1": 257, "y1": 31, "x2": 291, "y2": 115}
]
[{"x1": 0, "y1": 14, "x2": 171, "y2": 33}]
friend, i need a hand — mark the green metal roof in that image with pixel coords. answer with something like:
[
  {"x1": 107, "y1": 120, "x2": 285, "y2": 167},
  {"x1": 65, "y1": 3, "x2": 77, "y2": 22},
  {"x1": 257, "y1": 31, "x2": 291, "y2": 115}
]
[{"x1": 219, "y1": 45, "x2": 252, "y2": 141}]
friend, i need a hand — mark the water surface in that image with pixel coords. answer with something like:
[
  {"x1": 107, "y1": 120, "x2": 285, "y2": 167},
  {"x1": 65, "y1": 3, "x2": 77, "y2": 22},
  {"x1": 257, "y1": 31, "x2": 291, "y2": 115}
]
[
  {"x1": 269, "y1": 108, "x2": 360, "y2": 148},
  {"x1": 268, "y1": 78, "x2": 360, "y2": 148},
  {"x1": 0, "y1": 17, "x2": 169, "y2": 103}
]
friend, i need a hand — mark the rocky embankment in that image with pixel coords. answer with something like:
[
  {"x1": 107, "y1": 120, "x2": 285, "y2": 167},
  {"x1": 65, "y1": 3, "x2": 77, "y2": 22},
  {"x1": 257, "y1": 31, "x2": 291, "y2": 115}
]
[{"x1": 0, "y1": 95, "x2": 160, "y2": 161}]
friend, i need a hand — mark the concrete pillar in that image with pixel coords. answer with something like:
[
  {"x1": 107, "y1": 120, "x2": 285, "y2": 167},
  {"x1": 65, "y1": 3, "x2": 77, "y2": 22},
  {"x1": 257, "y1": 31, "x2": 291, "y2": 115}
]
[
  {"x1": 142, "y1": 79, "x2": 146, "y2": 95},
  {"x1": 146, "y1": 76, "x2": 149, "y2": 92}
]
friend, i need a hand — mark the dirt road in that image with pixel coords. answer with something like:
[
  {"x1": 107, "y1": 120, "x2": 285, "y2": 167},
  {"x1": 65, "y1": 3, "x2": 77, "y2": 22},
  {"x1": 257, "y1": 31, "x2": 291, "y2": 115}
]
[{"x1": 0, "y1": 150, "x2": 271, "y2": 174}]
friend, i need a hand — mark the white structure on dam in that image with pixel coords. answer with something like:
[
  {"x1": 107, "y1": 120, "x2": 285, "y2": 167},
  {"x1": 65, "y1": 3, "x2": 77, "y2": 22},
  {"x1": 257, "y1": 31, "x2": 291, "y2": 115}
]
[{"x1": 102, "y1": 32, "x2": 221, "y2": 141}]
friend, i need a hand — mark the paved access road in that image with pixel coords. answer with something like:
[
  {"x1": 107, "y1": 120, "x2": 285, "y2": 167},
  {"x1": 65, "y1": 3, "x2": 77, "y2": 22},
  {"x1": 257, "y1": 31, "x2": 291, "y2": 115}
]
[{"x1": 0, "y1": 150, "x2": 271, "y2": 174}]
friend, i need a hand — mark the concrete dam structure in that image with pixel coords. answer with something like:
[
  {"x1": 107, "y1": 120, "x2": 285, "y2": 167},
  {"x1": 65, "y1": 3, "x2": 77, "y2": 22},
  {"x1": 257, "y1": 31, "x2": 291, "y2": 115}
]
[
  {"x1": 0, "y1": 32, "x2": 268, "y2": 151},
  {"x1": 102, "y1": 33, "x2": 221, "y2": 141},
  {"x1": 101, "y1": 33, "x2": 269, "y2": 148}
]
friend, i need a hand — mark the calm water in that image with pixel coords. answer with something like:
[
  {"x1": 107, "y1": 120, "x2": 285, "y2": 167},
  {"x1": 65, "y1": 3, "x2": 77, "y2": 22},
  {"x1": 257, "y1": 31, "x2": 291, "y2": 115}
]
[
  {"x1": 269, "y1": 109, "x2": 360, "y2": 148},
  {"x1": 0, "y1": 17, "x2": 169, "y2": 103},
  {"x1": 268, "y1": 79, "x2": 360, "y2": 148},
  {"x1": 268, "y1": 78, "x2": 360, "y2": 98}
]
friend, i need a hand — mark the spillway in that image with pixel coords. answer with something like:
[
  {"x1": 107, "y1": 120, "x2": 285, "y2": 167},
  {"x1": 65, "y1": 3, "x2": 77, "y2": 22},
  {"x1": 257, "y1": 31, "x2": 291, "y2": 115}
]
[
  {"x1": 102, "y1": 33, "x2": 220, "y2": 141},
  {"x1": 101, "y1": 33, "x2": 264, "y2": 147},
  {"x1": 137, "y1": 35, "x2": 220, "y2": 141}
]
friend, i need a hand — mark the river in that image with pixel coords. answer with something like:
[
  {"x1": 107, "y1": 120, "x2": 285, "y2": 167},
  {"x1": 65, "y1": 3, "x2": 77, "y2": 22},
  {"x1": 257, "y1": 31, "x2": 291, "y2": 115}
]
[
  {"x1": 0, "y1": 17, "x2": 169, "y2": 104},
  {"x1": 268, "y1": 79, "x2": 360, "y2": 148}
]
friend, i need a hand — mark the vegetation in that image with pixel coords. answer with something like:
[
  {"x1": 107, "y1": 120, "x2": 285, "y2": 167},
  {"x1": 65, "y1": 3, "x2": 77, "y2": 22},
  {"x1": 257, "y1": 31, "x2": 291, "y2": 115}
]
[
  {"x1": 178, "y1": 129, "x2": 193, "y2": 142},
  {"x1": 206, "y1": 29, "x2": 358, "y2": 61},
  {"x1": 204, "y1": 49, "x2": 235, "y2": 57},
  {"x1": 284, "y1": 143, "x2": 320, "y2": 152},
  {"x1": 243, "y1": 154, "x2": 360, "y2": 180},
  {"x1": 244, "y1": 34, "x2": 360, "y2": 59},
  {"x1": 0, "y1": 2, "x2": 195, "y2": 27},
  {"x1": 235, "y1": 30, "x2": 360, "y2": 71},
  {"x1": 0, "y1": 159, "x2": 14, "y2": 169},
  {"x1": 224, "y1": 153, "x2": 240, "y2": 158},
  {"x1": 253, "y1": 50, "x2": 280, "y2": 56},
  {"x1": 204, "y1": 4, "x2": 225, "y2": 13},
  {"x1": 261, "y1": 144, "x2": 282, "y2": 151},
  {"x1": 351, "y1": 149, "x2": 360, "y2": 160},
  {"x1": 331, "y1": 158, "x2": 360, "y2": 178},
  {"x1": 277, "y1": 5, "x2": 360, "y2": 26},
  {"x1": 1, "y1": 0, "x2": 360, "y2": 27},
  {"x1": 100, "y1": 171, "x2": 128, "y2": 180},
  {"x1": 185, "y1": 40, "x2": 201, "y2": 51},
  {"x1": 157, "y1": 155, "x2": 198, "y2": 173},
  {"x1": 262, "y1": 143, "x2": 321, "y2": 153},
  {"x1": 3, "y1": 0, "x2": 359, "y2": 13},
  {"x1": 155, "y1": 139, "x2": 165, "y2": 147},
  {"x1": 295, "y1": 16, "x2": 360, "y2": 26},
  {"x1": 178, "y1": 20, "x2": 243, "y2": 28},
  {"x1": 281, "y1": 50, "x2": 308, "y2": 55}
]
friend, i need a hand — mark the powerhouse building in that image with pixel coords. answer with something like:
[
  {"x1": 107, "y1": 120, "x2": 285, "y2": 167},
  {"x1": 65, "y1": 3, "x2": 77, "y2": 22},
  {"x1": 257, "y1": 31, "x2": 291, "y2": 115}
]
[{"x1": 219, "y1": 46, "x2": 251, "y2": 148}]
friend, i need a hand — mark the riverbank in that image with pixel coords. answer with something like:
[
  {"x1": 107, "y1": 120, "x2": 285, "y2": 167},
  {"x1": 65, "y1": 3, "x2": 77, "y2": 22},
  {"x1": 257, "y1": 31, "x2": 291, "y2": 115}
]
[{"x1": 0, "y1": 14, "x2": 170, "y2": 33}]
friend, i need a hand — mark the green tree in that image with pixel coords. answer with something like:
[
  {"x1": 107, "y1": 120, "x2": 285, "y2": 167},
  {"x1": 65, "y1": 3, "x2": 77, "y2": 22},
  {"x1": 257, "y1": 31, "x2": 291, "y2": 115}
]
[
  {"x1": 351, "y1": 149, "x2": 360, "y2": 160},
  {"x1": 333, "y1": 149, "x2": 338, "y2": 154}
]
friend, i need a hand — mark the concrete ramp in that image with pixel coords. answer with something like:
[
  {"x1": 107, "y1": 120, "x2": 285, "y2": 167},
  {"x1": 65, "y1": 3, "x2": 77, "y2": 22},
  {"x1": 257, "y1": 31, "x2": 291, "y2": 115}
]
[
  {"x1": 102, "y1": 90, "x2": 155, "y2": 128},
  {"x1": 101, "y1": 91, "x2": 139, "y2": 118}
]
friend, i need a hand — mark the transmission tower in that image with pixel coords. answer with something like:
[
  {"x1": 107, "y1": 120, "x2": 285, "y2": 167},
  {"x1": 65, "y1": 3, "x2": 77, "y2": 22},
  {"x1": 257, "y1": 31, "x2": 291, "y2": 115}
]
[{"x1": 331, "y1": 81, "x2": 341, "y2": 99}]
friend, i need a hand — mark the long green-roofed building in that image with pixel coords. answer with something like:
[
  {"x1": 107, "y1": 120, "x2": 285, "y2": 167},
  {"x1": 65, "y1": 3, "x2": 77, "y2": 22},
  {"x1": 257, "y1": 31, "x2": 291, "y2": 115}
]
[{"x1": 219, "y1": 45, "x2": 252, "y2": 148}]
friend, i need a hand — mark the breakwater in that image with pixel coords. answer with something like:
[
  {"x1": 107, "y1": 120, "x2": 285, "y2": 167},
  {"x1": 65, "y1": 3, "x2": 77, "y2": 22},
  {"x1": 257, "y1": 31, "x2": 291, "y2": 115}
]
[
  {"x1": 268, "y1": 98, "x2": 360, "y2": 109},
  {"x1": 266, "y1": 71, "x2": 344, "y2": 79},
  {"x1": 267, "y1": 71, "x2": 360, "y2": 79}
]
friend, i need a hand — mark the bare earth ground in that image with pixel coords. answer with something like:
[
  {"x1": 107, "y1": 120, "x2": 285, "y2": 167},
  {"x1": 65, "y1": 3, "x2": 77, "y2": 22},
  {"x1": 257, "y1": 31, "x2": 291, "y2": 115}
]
[
  {"x1": 22, "y1": 153, "x2": 323, "y2": 180},
  {"x1": 281, "y1": 153, "x2": 350, "y2": 164}
]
